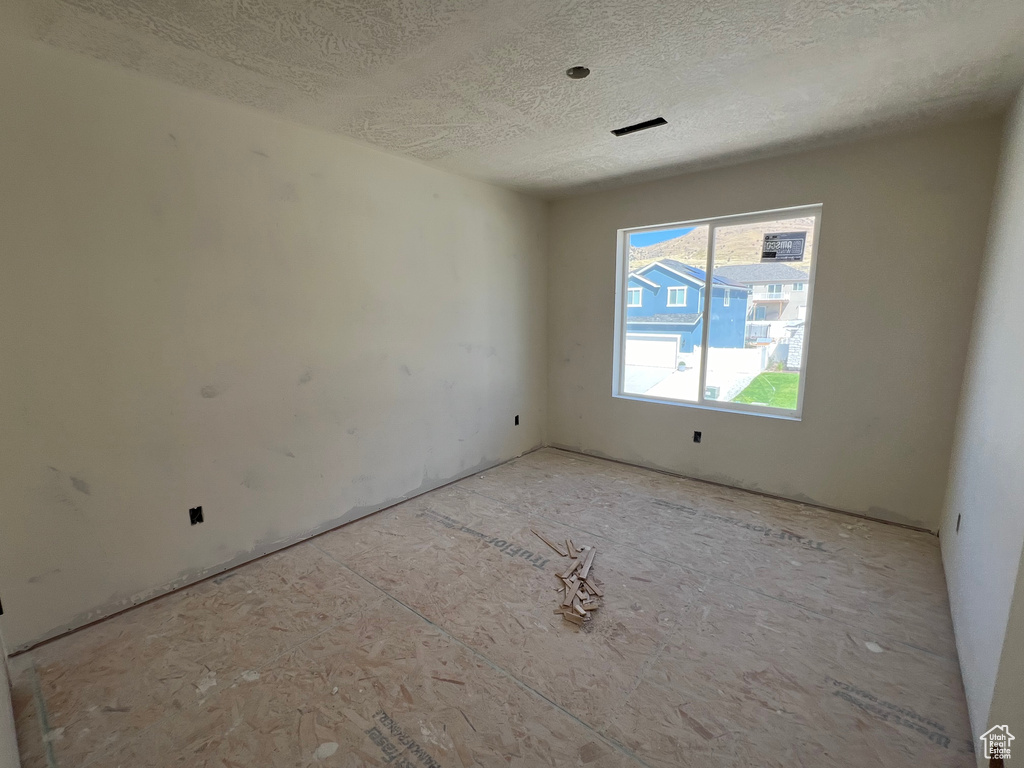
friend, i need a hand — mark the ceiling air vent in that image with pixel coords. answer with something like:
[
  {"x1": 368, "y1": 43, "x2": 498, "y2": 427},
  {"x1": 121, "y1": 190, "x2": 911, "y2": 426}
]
[{"x1": 611, "y1": 117, "x2": 667, "y2": 137}]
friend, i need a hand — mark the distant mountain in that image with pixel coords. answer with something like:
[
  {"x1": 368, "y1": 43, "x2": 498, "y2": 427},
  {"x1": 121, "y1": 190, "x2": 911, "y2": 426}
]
[
  {"x1": 629, "y1": 228, "x2": 708, "y2": 268},
  {"x1": 629, "y1": 217, "x2": 815, "y2": 273}
]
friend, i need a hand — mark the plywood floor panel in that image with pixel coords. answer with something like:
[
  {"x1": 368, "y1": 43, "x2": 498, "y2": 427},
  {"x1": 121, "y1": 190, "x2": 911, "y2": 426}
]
[
  {"x1": 460, "y1": 451, "x2": 956, "y2": 659},
  {"x1": 9, "y1": 448, "x2": 973, "y2": 766}
]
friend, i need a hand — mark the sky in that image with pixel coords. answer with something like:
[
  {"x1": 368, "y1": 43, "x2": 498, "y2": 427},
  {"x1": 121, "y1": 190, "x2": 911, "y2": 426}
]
[{"x1": 629, "y1": 226, "x2": 695, "y2": 248}]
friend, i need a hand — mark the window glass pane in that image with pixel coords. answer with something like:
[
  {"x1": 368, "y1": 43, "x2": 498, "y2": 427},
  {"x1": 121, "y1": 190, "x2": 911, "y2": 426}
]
[
  {"x1": 703, "y1": 216, "x2": 815, "y2": 410},
  {"x1": 622, "y1": 225, "x2": 709, "y2": 402}
]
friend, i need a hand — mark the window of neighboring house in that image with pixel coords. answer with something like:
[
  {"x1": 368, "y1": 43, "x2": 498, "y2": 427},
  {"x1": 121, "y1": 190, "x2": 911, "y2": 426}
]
[
  {"x1": 627, "y1": 287, "x2": 642, "y2": 307},
  {"x1": 666, "y1": 286, "x2": 688, "y2": 306},
  {"x1": 615, "y1": 205, "x2": 820, "y2": 418}
]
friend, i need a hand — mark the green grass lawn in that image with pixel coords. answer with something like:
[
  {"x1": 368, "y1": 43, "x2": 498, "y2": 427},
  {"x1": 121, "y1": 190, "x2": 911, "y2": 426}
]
[{"x1": 733, "y1": 372, "x2": 800, "y2": 409}]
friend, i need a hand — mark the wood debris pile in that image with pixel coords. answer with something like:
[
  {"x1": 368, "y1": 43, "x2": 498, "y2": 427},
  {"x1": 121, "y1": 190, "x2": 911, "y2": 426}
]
[{"x1": 532, "y1": 529, "x2": 604, "y2": 625}]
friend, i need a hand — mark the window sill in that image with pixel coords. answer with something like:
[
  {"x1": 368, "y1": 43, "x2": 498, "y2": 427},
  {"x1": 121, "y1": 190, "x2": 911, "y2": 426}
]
[{"x1": 612, "y1": 392, "x2": 803, "y2": 421}]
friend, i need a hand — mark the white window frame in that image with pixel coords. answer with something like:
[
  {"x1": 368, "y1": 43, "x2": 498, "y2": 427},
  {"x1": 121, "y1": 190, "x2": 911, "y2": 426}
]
[
  {"x1": 612, "y1": 203, "x2": 822, "y2": 420},
  {"x1": 666, "y1": 286, "x2": 688, "y2": 307},
  {"x1": 627, "y1": 287, "x2": 642, "y2": 307}
]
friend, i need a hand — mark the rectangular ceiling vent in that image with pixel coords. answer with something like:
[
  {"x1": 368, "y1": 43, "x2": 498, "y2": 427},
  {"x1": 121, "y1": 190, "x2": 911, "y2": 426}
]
[{"x1": 611, "y1": 117, "x2": 667, "y2": 137}]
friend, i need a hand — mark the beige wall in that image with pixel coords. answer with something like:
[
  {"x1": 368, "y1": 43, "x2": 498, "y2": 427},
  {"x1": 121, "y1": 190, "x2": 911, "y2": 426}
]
[
  {"x1": 987, "y1": 553, "x2": 1024, "y2": 764},
  {"x1": 0, "y1": 39, "x2": 547, "y2": 651},
  {"x1": 941, "y1": 91, "x2": 1024, "y2": 753},
  {"x1": 547, "y1": 119, "x2": 1002, "y2": 530}
]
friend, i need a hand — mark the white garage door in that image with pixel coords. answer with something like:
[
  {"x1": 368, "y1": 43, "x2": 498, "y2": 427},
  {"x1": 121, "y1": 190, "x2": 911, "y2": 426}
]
[{"x1": 625, "y1": 334, "x2": 678, "y2": 368}]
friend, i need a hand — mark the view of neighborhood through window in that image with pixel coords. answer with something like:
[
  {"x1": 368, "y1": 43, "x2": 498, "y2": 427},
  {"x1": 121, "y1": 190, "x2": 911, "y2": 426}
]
[{"x1": 617, "y1": 206, "x2": 820, "y2": 416}]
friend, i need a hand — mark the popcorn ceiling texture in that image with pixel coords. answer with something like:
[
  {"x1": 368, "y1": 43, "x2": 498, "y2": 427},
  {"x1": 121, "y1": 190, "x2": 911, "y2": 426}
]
[{"x1": 7, "y1": 0, "x2": 1024, "y2": 194}]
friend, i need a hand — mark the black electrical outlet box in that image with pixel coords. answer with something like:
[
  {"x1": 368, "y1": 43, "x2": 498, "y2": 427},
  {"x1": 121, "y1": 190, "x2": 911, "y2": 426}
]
[
  {"x1": 693, "y1": 431, "x2": 702, "y2": 443},
  {"x1": 189, "y1": 506, "x2": 204, "y2": 525}
]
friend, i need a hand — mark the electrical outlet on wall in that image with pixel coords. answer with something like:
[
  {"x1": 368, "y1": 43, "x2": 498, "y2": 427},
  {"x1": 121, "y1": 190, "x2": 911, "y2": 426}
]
[
  {"x1": 189, "y1": 506, "x2": 204, "y2": 525},
  {"x1": 693, "y1": 431, "x2": 702, "y2": 444}
]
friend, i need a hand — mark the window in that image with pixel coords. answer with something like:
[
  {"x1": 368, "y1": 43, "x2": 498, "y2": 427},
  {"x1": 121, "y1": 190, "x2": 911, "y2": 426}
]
[
  {"x1": 615, "y1": 204, "x2": 820, "y2": 418},
  {"x1": 666, "y1": 286, "x2": 687, "y2": 306},
  {"x1": 627, "y1": 287, "x2": 642, "y2": 307}
]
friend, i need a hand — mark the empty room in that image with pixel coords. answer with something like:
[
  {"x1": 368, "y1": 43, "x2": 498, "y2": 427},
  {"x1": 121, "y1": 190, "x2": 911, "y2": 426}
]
[{"x1": 1, "y1": 1, "x2": 1023, "y2": 766}]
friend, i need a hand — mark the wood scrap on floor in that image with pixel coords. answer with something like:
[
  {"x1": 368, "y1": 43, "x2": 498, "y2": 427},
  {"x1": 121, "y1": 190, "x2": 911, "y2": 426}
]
[{"x1": 532, "y1": 529, "x2": 603, "y2": 626}]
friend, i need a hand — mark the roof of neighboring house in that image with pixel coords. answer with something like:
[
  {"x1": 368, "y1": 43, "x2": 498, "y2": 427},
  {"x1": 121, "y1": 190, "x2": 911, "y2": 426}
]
[
  {"x1": 628, "y1": 313, "x2": 701, "y2": 324},
  {"x1": 628, "y1": 273, "x2": 660, "y2": 288},
  {"x1": 713, "y1": 263, "x2": 810, "y2": 284},
  {"x1": 635, "y1": 259, "x2": 747, "y2": 289}
]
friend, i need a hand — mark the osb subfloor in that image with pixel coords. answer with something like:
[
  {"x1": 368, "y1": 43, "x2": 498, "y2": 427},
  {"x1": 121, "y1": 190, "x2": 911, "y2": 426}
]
[{"x1": 10, "y1": 448, "x2": 974, "y2": 767}]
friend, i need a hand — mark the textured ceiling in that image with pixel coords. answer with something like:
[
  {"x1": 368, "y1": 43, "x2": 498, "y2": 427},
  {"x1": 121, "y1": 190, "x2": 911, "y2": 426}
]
[{"x1": 8, "y1": 0, "x2": 1024, "y2": 195}]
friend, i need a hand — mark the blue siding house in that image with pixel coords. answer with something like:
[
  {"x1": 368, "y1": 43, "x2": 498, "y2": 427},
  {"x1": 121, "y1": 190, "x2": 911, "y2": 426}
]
[{"x1": 626, "y1": 259, "x2": 749, "y2": 353}]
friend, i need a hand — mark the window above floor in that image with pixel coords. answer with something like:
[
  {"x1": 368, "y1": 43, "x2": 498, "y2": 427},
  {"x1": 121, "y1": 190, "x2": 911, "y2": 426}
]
[{"x1": 613, "y1": 204, "x2": 821, "y2": 419}]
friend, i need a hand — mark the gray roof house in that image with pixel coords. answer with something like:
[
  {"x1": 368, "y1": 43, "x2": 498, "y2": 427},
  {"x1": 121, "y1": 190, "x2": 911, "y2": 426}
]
[{"x1": 713, "y1": 263, "x2": 810, "y2": 285}]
